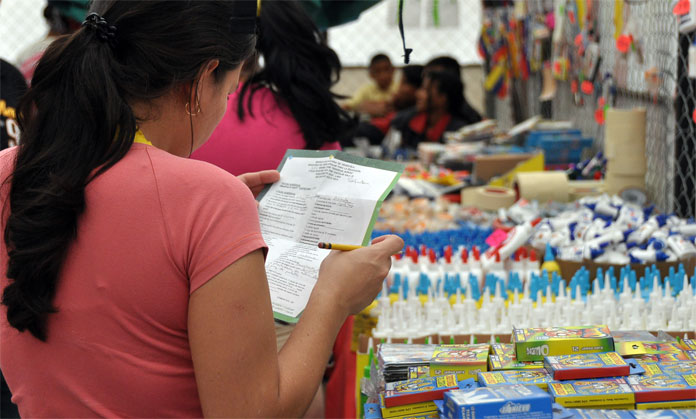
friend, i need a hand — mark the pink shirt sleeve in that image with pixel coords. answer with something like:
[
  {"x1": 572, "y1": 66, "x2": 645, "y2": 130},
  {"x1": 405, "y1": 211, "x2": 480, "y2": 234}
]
[{"x1": 147, "y1": 148, "x2": 267, "y2": 294}]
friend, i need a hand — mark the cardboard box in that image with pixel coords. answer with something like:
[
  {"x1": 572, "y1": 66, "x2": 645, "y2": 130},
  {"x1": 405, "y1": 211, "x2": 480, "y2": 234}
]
[
  {"x1": 474, "y1": 154, "x2": 535, "y2": 182},
  {"x1": 554, "y1": 258, "x2": 696, "y2": 289}
]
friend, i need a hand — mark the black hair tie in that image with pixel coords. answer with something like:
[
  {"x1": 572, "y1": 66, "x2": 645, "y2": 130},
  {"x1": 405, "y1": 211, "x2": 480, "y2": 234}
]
[{"x1": 82, "y1": 13, "x2": 118, "y2": 48}]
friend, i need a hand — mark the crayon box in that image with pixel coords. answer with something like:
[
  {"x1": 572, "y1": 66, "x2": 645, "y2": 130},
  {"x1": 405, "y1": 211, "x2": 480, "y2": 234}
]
[
  {"x1": 489, "y1": 343, "x2": 545, "y2": 371},
  {"x1": 631, "y1": 409, "x2": 696, "y2": 418},
  {"x1": 443, "y1": 384, "x2": 553, "y2": 419},
  {"x1": 638, "y1": 361, "x2": 696, "y2": 376},
  {"x1": 544, "y1": 352, "x2": 638, "y2": 380},
  {"x1": 383, "y1": 375, "x2": 459, "y2": 408},
  {"x1": 548, "y1": 378, "x2": 635, "y2": 408},
  {"x1": 378, "y1": 394, "x2": 438, "y2": 419},
  {"x1": 429, "y1": 344, "x2": 489, "y2": 381},
  {"x1": 626, "y1": 373, "x2": 696, "y2": 403},
  {"x1": 512, "y1": 326, "x2": 614, "y2": 362},
  {"x1": 634, "y1": 400, "x2": 696, "y2": 410},
  {"x1": 478, "y1": 369, "x2": 552, "y2": 390}
]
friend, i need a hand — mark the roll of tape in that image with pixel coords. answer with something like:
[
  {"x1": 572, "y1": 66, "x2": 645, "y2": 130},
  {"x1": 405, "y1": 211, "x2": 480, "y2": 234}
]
[
  {"x1": 514, "y1": 171, "x2": 569, "y2": 203},
  {"x1": 605, "y1": 108, "x2": 647, "y2": 175},
  {"x1": 472, "y1": 186, "x2": 516, "y2": 211},
  {"x1": 620, "y1": 187, "x2": 648, "y2": 207}
]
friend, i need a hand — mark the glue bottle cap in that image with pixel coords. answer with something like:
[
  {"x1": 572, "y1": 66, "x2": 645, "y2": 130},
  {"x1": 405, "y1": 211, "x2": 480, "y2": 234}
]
[{"x1": 544, "y1": 243, "x2": 555, "y2": 262}]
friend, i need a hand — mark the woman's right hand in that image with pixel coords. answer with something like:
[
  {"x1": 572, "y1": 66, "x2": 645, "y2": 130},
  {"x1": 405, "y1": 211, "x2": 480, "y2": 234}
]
[{"x1": 311, "y1": 235, "x2": 404, "y2": 317}]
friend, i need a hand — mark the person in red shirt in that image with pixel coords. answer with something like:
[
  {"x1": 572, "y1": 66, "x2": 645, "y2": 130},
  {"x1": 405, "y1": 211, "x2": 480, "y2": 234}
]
[{"x1": 390, "y1": 70, "x2": 479, "y2": 148}]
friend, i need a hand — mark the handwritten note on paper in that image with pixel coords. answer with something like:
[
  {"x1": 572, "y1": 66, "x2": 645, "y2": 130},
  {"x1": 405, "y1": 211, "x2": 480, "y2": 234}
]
[{"x1": 256, "y1": 150, "x2": 403, "y2": 322}]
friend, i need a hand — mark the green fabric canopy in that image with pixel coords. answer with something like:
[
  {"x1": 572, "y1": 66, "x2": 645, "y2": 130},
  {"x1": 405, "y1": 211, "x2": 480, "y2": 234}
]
[
  {"x1": 47, "y1": 0, "x2": 90, "y2": 23},
  {"x1": 299, "y1": 0, "x2": 382, "y2": 30}
]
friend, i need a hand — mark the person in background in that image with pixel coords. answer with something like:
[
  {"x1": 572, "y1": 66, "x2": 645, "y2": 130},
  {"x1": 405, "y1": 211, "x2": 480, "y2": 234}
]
[
  {"x1": 423, "y1": 55, "x2": 461, "y2": 78},
  {"x1": 191, "y1": 0, "x2": 355, "y2": 176},
  {"x1": 16, "y1": 0, "x2": 90, "y2": 83},
  {"x1": 0, "y1": 1, "x2": 402, "y2": 417},
  {"x1": 390, "y1": 70, "x2": 473, "y2": 148},
  {"x1": 0, "y1": 60, "x2": 27, "y2": 150},
  {"x1": 348, "y1": 64, "x2": 423, "y2": 147},
  {"x1": 392, "y1": 64, "x2": 425, "y2": 111},
  {"x1": 342, "y1": 53, "x2": 397, "y2": 118},
  {"x1": 423, "y1": 55, "x2": 483, "y2": 124}
]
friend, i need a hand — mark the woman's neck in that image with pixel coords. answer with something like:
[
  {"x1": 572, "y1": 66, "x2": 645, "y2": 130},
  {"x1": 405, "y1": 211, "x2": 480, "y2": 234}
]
[{"x1": 131, "y1": 96, "x2": 190, "y2": 156}]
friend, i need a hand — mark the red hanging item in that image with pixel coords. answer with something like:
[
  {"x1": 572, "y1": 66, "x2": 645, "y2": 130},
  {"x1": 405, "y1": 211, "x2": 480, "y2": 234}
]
[
  {"x1": 581, "y1": 80, "x2": 594, "y2": 95},
  {"x1": 571, "y1": 80, "x2": 579, "y2": 94},
  {"x1": 616, "y1": 35, "x2": 631, "y2": 53},
  {"x1": 574, "y1": 33, "x2": 583, "y2": 47},
  {"x1": 497, "y1": 80, "x2": 508, "y2": 98},
  {"x1": 594, "y1": 108, "x2": 605, "y2": 125},
  {"x1": 674, "y1": 0, "x2": 690, "y2": 16}
]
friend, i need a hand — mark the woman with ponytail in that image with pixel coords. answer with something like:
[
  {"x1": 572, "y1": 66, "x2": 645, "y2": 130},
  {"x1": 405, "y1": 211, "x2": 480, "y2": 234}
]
[
  {"x1": 0, "y1": 1, "x2": 402, "y2": 417},
  {"x1": 191, "y1": 0, "x2": 356, "y2": 176}
]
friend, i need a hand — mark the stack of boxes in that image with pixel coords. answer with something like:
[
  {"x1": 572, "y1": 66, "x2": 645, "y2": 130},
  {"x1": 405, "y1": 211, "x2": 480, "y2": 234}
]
[{"x1": 365, "y1": 325, "x2": 696, "y2": 418}]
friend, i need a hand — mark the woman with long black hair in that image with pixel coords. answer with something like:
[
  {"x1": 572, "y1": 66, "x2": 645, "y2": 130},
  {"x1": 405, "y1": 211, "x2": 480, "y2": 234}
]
[
  {"x1": 0, "y1": 1, "x2": 402, "y2": 417},
  {"x1": 191, "y1": 0, "x2": 356, "y2": 176},
  {"x1": 390, "y1": 70, "x2": 479, "y2": 148}
]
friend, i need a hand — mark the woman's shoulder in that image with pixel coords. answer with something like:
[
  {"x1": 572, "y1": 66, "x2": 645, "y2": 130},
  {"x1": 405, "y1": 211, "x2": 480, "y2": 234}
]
[{"x1": 132, "y1": 145, "x2": 252, "y2": 202}]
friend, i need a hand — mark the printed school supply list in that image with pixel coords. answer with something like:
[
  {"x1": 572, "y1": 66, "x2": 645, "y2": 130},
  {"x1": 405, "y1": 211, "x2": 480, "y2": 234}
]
[{"x1": 256, "y1": 150, "x2": 403, "y2": 323}]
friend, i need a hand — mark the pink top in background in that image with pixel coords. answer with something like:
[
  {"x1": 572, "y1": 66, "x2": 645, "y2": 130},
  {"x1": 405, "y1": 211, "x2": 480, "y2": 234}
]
[
  {"x1": 0, "y1": 144, "x2": 266, "y2": 417},
  {"x1": 192, "y1": 85, "x2": 340, "y2": 175}
]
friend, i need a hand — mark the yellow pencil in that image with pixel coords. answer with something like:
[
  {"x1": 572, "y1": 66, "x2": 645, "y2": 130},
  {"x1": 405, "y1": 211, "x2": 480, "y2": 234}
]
[{"x1": 317, "y1": 242, "x2": 364, "y2": 251}]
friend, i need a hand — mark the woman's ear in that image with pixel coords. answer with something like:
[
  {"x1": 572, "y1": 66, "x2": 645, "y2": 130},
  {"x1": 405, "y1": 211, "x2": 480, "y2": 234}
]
[{"x1": 203, "y1": 59, "x2": 221, "y2": 79}]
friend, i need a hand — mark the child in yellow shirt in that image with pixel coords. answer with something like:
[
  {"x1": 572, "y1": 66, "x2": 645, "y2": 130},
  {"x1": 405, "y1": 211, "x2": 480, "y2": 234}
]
[{"x1": 344, "y1": 54, "x2": 397, "y2": 117}]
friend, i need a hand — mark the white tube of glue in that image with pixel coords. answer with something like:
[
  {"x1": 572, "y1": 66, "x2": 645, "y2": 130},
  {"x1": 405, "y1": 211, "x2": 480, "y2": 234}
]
[
  {"x1": 671, "y1": 223, "x2": 696, "y2": 236},
  {"x1": 666, "y1": 234, "x2": 696, "y2": 259}
]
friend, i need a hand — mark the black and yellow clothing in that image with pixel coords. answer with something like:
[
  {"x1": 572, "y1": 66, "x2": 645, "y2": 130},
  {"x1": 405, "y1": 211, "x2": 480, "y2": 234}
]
[{"x1": 1, "y1": 60, "x2": 28, "y2": 150}]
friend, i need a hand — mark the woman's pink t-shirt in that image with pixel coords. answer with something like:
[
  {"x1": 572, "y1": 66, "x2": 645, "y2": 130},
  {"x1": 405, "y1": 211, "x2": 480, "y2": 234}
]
[
  {"x1": 0, "y1": 144, "x2": 266, "y2": 417},
  {"x1": 191, "y1": 85, "x2": 340, "y2": 176}
]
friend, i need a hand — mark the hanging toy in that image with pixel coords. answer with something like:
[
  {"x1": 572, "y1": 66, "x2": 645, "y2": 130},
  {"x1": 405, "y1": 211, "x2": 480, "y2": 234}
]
[{"x1": 594, "y1": 73, "x2": 616, "y2": 126}]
